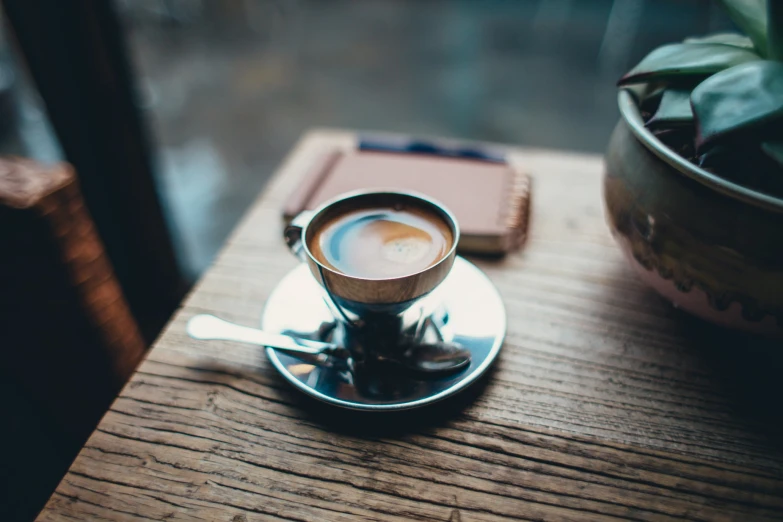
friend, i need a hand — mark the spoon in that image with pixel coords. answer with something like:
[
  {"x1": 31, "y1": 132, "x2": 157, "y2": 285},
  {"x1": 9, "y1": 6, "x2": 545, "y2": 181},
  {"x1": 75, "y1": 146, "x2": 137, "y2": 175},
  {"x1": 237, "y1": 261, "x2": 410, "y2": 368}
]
[{"x1": 187, "y1": 314, "x2": 471, "y2": 375}]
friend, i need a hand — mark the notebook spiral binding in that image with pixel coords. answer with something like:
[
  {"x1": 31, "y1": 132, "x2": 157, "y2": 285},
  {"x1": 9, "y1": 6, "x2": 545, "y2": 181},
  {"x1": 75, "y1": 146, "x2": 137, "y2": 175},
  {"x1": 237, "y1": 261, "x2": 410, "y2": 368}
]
[{"x1": 505, "y1": 170, "x2": 532, "y2": 248}]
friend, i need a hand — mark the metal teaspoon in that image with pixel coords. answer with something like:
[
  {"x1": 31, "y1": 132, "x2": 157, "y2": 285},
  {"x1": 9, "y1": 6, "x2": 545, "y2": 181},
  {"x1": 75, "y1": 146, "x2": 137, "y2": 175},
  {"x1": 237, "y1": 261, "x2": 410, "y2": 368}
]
[{"x1": 187, "y1": 314, "x2": 471, "y2": 375}]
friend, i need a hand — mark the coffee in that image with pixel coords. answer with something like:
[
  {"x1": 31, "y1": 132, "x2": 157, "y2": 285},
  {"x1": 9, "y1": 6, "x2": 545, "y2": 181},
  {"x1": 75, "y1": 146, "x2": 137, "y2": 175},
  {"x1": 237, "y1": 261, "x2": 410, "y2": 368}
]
[{"x1": 310, "y1": 205, "x2": 453, "y2": 279}]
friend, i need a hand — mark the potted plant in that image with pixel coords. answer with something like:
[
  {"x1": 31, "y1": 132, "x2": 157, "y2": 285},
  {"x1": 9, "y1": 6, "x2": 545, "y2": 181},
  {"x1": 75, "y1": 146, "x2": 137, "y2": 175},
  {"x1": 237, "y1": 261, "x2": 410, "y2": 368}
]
[{"x1": 604, "y1": 0, "x2": 783, "y2": 335}]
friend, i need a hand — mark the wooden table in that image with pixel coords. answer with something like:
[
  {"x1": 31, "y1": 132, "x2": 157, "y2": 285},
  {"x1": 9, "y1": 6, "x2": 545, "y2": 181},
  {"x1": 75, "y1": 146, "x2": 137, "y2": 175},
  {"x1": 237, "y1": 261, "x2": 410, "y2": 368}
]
[{"x1": 39, "y1": 131, "x2": 783, "y2": 521}]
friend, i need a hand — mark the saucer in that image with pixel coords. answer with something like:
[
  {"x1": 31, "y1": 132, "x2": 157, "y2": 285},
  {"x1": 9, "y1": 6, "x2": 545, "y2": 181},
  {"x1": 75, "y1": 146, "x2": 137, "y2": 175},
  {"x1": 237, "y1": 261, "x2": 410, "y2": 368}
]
[{"x1": 261, "y1": 257, "x2": 506, "y2": 411}]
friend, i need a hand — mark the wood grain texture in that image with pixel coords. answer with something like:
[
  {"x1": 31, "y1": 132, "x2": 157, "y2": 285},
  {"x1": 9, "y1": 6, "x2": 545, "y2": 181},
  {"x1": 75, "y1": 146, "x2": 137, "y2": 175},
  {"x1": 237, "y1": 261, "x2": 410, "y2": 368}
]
[{"x1": 38, "y1": 130, "x2": 783, "y2": 521}]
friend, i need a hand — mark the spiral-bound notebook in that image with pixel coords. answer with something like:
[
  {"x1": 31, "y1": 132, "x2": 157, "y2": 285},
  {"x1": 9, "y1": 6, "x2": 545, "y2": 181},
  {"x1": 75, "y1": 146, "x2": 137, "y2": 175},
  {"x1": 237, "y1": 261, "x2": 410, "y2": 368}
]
[{"x1": 282, "y1": 141, "x2": 531, "y2": 255}]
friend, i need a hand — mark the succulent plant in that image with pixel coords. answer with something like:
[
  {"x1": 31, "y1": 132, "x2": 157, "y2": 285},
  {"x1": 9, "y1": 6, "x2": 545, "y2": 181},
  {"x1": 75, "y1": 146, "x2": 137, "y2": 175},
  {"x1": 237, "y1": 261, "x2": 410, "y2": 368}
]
[{"x1": 618, "y1": 0, "x2": 783, "y2": 195}]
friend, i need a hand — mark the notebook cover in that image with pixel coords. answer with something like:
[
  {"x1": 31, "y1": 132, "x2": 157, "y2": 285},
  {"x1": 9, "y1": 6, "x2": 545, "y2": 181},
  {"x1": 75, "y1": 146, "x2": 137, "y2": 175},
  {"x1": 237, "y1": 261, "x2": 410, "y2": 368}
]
[{"x1": 283, "y1": 149, "x2": 531, "y2": 255}]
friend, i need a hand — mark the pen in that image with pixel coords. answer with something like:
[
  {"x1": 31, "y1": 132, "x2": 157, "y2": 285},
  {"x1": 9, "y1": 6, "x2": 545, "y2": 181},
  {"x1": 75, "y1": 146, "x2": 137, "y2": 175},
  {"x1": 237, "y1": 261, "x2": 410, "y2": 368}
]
[{"x1": 358, "y1": 136, "x2": 506, "y2": 163}]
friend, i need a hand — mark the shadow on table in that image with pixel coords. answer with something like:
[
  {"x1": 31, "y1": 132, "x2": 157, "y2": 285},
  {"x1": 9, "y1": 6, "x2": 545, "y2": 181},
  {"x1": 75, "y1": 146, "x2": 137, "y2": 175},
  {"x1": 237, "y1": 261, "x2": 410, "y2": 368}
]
[
  {"x1": 592, "y1": 255, "x2": 783, "y2": 447},
  {"x1": 675, "y1": 316, "x2": 783, "y2": 448}
]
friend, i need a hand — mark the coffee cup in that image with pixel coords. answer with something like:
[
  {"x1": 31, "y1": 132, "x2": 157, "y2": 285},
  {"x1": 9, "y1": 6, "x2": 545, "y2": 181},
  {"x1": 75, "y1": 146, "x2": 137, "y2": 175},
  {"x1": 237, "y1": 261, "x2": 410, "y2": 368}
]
[{"x1": 284, "y1": 190, "x2": 459, "y2": 363}]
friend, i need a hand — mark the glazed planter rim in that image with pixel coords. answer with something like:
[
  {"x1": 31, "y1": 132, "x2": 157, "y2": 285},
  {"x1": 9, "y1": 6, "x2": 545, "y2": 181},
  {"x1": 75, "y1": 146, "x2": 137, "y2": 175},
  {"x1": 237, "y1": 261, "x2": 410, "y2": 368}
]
[{"x1": 617, "y1": 89, "x2": 783, "y2": 214}]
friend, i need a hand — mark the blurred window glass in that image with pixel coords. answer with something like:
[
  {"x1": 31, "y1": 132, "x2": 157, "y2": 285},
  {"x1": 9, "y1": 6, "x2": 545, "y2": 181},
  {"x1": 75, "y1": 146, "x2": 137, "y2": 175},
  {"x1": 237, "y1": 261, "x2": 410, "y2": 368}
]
[
  {"x1": 0, "y1": 7, "x2": 62, "y2": 163},
  {"x1": 115, "y1": 0, "x2": 735, "y2": 278}
]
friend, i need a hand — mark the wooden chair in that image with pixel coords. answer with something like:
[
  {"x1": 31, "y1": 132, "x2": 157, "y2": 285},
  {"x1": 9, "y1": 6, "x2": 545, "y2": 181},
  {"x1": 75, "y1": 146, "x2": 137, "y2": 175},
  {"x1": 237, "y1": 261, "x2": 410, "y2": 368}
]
[{"x1": 0, "y1": 157, "x2": 146, "y2": 521}]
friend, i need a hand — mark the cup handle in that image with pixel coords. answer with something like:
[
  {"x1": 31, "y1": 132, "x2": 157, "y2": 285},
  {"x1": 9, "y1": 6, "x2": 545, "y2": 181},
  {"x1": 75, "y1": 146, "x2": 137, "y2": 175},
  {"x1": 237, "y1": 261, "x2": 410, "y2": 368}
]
[{"x1": 284, "y1": 210, "x2": 315, "y2": 261}]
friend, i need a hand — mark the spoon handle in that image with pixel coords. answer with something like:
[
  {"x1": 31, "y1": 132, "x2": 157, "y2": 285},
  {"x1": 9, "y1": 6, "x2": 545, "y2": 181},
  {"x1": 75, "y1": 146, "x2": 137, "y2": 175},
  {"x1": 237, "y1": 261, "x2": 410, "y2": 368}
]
[{"x1": 187, "y1": 314, "x2": 338, "y2": 357}]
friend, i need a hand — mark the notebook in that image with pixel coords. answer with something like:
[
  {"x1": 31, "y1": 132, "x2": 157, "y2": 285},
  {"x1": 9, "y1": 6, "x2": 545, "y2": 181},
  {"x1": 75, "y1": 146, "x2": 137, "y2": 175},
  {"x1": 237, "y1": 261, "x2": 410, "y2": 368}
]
[{"x1": 282, "y1": 141, "x2": 531, "y2": 255}]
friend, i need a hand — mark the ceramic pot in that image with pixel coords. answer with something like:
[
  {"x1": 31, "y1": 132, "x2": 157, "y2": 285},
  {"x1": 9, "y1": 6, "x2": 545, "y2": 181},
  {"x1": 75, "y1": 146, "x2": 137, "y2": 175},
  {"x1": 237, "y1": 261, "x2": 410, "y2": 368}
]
[{"x1": 604, "y1": 90, "x2": 783, "y2": 335}]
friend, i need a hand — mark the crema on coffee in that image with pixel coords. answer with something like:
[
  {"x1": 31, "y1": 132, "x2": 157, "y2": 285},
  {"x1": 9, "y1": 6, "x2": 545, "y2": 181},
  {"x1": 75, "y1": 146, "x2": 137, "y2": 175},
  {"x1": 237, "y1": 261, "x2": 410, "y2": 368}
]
[{"x1": 310, "y1": 205, "x2": 453, "y2": 279}]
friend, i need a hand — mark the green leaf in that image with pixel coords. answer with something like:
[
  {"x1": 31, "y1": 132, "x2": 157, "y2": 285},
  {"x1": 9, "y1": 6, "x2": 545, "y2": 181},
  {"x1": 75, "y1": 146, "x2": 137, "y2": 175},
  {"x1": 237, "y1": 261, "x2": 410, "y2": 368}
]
[
  {"x1": 691, "y1": 61, "x2": 783, "y2": 151},
  {"x1": 646, "y1": 88, "x2": 694, "y2": 129},
  {"x1": 618, "y1": 44, "x2": 761, "y2": 85},
  {"x1": 762, "y1": 141, "x2": 783, "y2": 166},
  {"x1": 619, "y1": 85, "x2": 649, "y2": 105},
  {"x1": 717, "y1": 0, "x2": 768, "y2": 56},
  {"x1": 683, "y1": 32, "x2": 755, "y2": 49}
]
